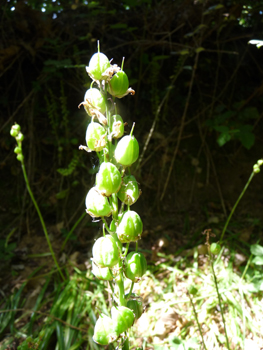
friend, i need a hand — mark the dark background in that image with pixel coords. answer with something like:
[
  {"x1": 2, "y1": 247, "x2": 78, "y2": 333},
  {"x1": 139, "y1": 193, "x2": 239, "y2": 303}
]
[{"x1": 1, "y1": 0, "x2": 263, "y2": 266}]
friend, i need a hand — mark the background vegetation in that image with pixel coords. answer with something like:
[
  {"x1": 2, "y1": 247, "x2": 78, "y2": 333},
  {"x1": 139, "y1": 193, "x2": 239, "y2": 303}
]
[{"x1": 0, "y1": 0, "x2": 263, "y2": 349}]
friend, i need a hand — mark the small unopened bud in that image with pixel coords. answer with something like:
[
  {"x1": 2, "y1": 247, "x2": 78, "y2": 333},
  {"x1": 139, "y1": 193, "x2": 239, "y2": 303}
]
[
  {"x1": 16, "y1": 133, "x2": 24, "y2": 142},
  {"x1": 257, "y1": 159, "x2": 263, "y2": 166},
  {"x1": 253, "y1": 164, "x2": 260, "y2": 173},
  {"x1": 14, "y1": 146, "x2": 22, "y2": 154},
  {"x1": 16, "y1": 154, "x2": 24, "y2": 162},
  {"x1": 10, "y1": 124, "x2": 21, "y2": 138}
]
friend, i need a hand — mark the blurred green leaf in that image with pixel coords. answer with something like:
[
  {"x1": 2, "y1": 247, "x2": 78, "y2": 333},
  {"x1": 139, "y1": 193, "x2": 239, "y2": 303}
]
[
  {"x1": 236, "y1": 125, "x2": 255, "y2": 149},
  {"x1": 55, "y1": 188, "x2": 70, "y2": 199},
  {"x1": 250, "y1": 244, "x2": 263, "y2": 256},
  {"x1": 195, "y1": 47, "x2": 205, "y2": 53},
  {"x1": 252, "y1": 256, "x2": 263, "y2": 265}
]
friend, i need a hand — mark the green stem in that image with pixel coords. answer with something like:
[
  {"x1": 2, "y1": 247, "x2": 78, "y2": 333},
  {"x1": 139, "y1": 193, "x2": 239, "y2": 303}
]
[
  {"x1": 115, "y1": 266, "x2": 127, "y2": 306},
  {"x1": 121, "y1": 57, "x2": 125, "y2": 71},
  {"x1": 188, "y1": 292, "x2": 207, "y2": 350},
  {"x1": 239, "y1": 286, "x2": 246, "y2": 350},
  {"x1": 220, "y1": 171, "x2": 254, "y2": 244},
  {"x1": 20, "y1": 159, "x2": 65, "y2": 281},
  {"x1": 102, "y1": 218, "x2": 114, "y2": 234},
  {"x1": 209, "y1": 252, "x2": 230, "y2": 350},
  {"x1": 111, "y1": 193, "x2": 119, "y2": 220},
  {"x1": 241, "y1": 254, "x2": 253, "y2": 281},
  {"x1": 122, "y1": 243, "x2": 130, "y2": 258},
  {"x1": 130, "y1": 122, "x2": 135, "y2": 137},
  {"x1": 126, "y1": 282, "x2": 134, "y2": 300}
]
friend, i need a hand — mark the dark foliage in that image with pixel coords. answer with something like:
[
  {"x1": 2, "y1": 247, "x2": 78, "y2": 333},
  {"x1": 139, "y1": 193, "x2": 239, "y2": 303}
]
[{"x1": 1, "y1": 0, "x2": 263, "y2": 245}]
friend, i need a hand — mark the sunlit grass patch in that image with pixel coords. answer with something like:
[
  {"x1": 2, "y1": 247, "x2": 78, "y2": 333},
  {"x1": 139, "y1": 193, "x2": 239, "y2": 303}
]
[{"x1": 129, "y1": 249, "x2": 263, "y2": 350}]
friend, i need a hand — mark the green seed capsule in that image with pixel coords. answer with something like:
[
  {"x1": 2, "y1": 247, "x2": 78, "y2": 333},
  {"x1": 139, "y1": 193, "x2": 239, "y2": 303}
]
[
  {"x1": 210, "y1": 243, "x2": 221, "y2": 255},
  {"x1": 92, "y1": 234, "x2": 119, "y2": 268},
  {"x1": 84, "y1": 88, "x2": 107, "y2": 115},
  {"x1": 93, "y1": 314, "x2": 118, "y2": 345},
  {"x1": 85, "y1": 187, "x2": 112, "y2": 218},
  {"x1": 117, "y1": 175, "x2": 140, "y2": 206},
  {"x1": 111, "y1": 306, "x2": 135, "y2": 334},
  {"x1": 85, "y1": 122, "x2": 106, "y2": 152},
  {"x1": 107, "y1": 70, "x2": 129, "y2": 98},
  {"x1": 91, "y1": 261, "x2": 114, "y2": 281},
  {"x1": 117, "y1": 211, "x2": 143, "y2": 243},
  {"x1": 96, "y1": 162, "x2": 122, "y2": 197},
  {"x1": 87, "y1": 52, "x2": 111, "y2": 81},
  {"x1": 127, "y1": 296, "x2": 143, "y2": 321},
  {"x1": 115, "y1": 135, "x2": 139, "y2": 167},
  {"x1": 124, "y1": 252, "x2": 147, "y2": 282}
]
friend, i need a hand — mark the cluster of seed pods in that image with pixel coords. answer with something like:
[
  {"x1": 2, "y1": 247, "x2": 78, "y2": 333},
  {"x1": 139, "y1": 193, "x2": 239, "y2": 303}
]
[{"x1": 80, "y1": 46, "x2": 146, "y2": 348}]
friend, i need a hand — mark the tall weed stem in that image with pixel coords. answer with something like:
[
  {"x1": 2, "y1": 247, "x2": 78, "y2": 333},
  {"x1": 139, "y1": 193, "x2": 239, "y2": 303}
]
[
  {"x1": 20, "y1": 159, "x2": 66, "y2": 281},
  {"x1": 220, "y1": 171, "x2": 254, "y2": 244},
  {"x1": 188, "y1": 292, "x2": 208, "y2": 350},
  {"x1": 209, "y1": 252, "x2": 230, "y2": 350}
]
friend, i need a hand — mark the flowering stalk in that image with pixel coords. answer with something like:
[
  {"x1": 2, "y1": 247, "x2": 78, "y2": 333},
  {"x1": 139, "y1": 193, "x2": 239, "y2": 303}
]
[
  {"x1": 80, "y1": 43, "x2": 144, "y2": 349},
  {"x1": 10, "y1": 124, "x2": 65, "y2": 281}
]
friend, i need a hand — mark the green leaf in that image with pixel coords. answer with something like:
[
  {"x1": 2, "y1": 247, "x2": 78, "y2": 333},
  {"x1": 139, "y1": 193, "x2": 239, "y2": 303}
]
[
  {"x1": 238, "y1": 107, "x2": 259, "y2": 121},
  {"x1": 179, "y1": 50, "x2": 190, "y2": 55},
  {"x1": 250, "y1": 244, "x2": 263, "y2": 256},
  {"x1": 55, "y1": 188, "x2": 70, "y2": 199},
  {"x1": 213, "y1": 125, "x2": 229, "y2": 133},
  {"x1": 252, "y1": 256, "x2": 263, "y2": 265},
  {"x1": 236, "y1": 125, "x2": 255, "y2": 149},
  {"x1": 217, "y1": 132, "x2": 231, "y2": 146},
  {"x1": 195, "y1": 47, "x2": 205, "y2": 53},
  {"x1": 246, "y1": 279, "x2": 263, "y2": 293}
]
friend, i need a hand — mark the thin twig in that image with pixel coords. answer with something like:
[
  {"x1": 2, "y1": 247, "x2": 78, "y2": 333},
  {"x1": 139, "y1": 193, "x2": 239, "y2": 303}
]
[{"x1": 161, "y1": 51, "x2": 200, "y2": 201}]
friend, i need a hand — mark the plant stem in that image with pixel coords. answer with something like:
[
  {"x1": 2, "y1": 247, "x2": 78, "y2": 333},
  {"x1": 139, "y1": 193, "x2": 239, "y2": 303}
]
[
  {"x1": 115, "y1": 266, "x2": 127, "y2": 307},
  {"x1": 188, "y1": 292, "x2": 207, "y2": 350},
  {"x1": 102, "y1": 217, "x2": 114, "y2": 234},
  {"x1": 130, "y1": 122, "x2": 135, "y2": 136},
  {"x1": 209, "y1": 252, "x2": 230, "y2": 350},
  {"x1": 111, "y1": 193, "x2": 119, "y2": 220},
  {"x1": 122, "y1": 243, "x2": 130, "y2": 258},
  {"x1": 20, "y1": 158, "x2": 65, "y2": 281},
  {"x1": 126, "y1": 282, "x2": 134, "y2": 300},
  {"x1": 220, "y1": 171, "x2": 254, "y2": 244}
]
